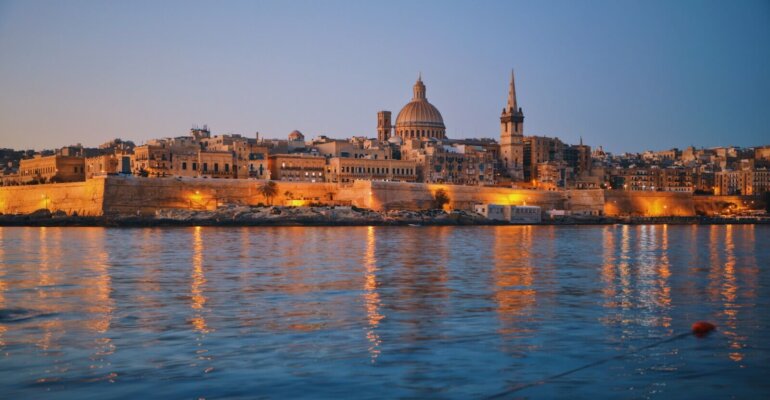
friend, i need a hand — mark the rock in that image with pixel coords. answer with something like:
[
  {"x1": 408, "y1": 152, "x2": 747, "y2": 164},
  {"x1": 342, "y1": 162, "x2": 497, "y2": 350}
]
[
  {"x1": 28, "y1": 209, "x2": 52, "y2": 219},
  {"x1": 52, "y1": 210, "x2": 68, "y2": 218}
]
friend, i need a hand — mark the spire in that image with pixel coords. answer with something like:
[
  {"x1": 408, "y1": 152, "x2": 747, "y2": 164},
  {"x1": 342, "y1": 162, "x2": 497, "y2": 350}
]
[
  {"x1": 507, "y1": 69, "x2": 518, "y2": 112},
  {"x1": 413, "y1": 74, "x2": 426, "y2": 100}
]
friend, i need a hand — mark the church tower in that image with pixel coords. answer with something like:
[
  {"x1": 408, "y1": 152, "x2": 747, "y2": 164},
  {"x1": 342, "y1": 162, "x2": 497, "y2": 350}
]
[
  {"x1": 500, "y1": 70, "x2": 525, "y2": 181},
  {"x1": 377, "y1": 111, "x2": 392, "y2": 142}
]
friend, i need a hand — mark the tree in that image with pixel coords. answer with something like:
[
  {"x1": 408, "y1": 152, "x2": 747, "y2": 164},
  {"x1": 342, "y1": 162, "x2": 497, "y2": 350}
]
[
  {"x1": 432, "y1": 188, "x2": 450, "y2": 210},
  {"x1": 257, "y1": 180, "x2": 278, "y2": 205}
]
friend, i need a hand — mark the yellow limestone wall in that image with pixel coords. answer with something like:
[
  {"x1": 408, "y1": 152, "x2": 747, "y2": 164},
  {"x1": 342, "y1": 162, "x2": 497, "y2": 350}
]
[
  {"x1": 101, "y1": 176, "x2": 338, "y2": 215},
  {"x1": 2, "y1": 176, "x2": 762, "y2": 217},
  {"x1": 339, "y1": 181, "x2": 568, "y2": 211},
  {"x1": 0, "y1": 178, "x2": 105, "y2": 216},
  {"x1": 604, "y1": 191, "x2": 695, "y2": 216},
  {"x1": 692, "y1": 195, "x2": 765, "y2": 215}
]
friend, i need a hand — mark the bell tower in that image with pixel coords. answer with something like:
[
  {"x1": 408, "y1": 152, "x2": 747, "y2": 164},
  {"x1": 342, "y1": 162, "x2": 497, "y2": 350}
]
[
  {"x1": 377, "y1": 111, "x2": 392, "y2": 142},
  {"x1": 500, "y1": 70, "x2": 524, "y2": 181}
]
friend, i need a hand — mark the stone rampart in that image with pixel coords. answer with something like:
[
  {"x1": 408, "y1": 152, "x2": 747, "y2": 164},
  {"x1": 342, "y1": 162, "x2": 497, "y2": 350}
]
[
  {"x1": 101, "y1": 176, "x2": 338, "y2": 215},
  {"x1": 604, "y1": 191, "x2": 695, "y2": 216},
  {"x1": 692, "y1": 195, "x2": 765, "y2": 215},
  {"x1": 340, "y1": 181, "x2": 566, "y2": 211},
  {"x1": 0, "y1": 178, "x2": 105, "y2": 216},
  {"x1": 2, "y1": 176, "x2": 764, "y2": 218}
]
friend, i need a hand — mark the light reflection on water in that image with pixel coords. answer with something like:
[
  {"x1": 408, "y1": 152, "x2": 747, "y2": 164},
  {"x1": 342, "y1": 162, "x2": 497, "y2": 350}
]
[{"x1": 0, "y1": 225, "x2": 768, "y2": 399}]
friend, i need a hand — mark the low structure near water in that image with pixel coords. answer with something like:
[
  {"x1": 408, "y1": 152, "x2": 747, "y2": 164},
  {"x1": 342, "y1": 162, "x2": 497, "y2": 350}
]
[{"x1": 474, "y1": 204, "x2": 542, "y2": 224}]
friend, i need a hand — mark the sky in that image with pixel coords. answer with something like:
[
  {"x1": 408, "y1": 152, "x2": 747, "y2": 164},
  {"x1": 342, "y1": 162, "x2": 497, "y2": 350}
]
[{"x1": 0, "y1": 0, "x2": 768, "y2": 153}]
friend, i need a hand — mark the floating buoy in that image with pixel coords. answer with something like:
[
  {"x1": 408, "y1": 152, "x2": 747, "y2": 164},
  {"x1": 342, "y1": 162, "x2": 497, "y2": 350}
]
[{"x1": 692, "y1": 321, "x2": 716, "y2": 337}]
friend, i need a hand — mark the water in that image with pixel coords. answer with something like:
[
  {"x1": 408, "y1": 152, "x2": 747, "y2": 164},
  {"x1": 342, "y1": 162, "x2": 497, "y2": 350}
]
[{"x1": 0, "y1": 225, "x2": 768, "y2": 399}]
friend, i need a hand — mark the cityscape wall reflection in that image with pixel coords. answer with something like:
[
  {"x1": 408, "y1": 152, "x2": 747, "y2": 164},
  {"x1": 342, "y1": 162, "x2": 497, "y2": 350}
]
[{"x1": 0, "y1": 226, "x2": 768, "y2": 399}]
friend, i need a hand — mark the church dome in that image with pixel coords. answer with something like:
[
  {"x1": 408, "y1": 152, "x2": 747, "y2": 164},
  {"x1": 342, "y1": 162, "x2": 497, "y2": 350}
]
[
  {"x1": 396, "y1": 101, "x2": 445, "y2": 128},
  {"x1": 395, "y1": 76, "x2": 446, "y2": 140},
  {"x1": 288, "y1": 130, "x2": 304, "y2": 141}
]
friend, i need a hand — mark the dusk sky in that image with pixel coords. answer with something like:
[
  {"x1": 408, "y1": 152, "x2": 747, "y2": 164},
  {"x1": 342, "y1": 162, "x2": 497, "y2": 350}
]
[{"x1": 0, "y1": 0, "x2": 768, "y2": 153}]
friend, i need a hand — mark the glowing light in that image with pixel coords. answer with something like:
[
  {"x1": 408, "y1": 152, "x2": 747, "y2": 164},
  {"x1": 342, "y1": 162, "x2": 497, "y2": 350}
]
[{"x1": 287, "y1": 199, "x2": 309, "y2": 207}]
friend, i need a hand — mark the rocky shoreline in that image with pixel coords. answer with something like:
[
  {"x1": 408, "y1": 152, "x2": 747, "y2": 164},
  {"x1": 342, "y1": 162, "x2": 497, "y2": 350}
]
[{"x1": 0, "y1": 205, "x2": 767, "y2": 227}]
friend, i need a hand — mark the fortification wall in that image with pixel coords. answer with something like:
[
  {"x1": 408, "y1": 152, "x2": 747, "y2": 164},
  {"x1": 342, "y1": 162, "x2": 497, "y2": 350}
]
[
  {"x1": 692, "y1": 195, "x2": 765, "y2": 215},
  {"x1": 4, "y1": 176, "x2": 762, "y2": 218},
  {"x1": 341, "y1": 181, "x2": 566, "y2": 211},
  {"x1": 101, "y1": 176, "x2": 338, "y2": 215},
  {"x1": 0, "y1": 178, "x2": 105, "y2": 216},
  {"x1": 566, "y1": 190, "x2": 606, "y2": 214},
  {"x1": 603, "y1": 191, "x2": 695, "y2": 216}
]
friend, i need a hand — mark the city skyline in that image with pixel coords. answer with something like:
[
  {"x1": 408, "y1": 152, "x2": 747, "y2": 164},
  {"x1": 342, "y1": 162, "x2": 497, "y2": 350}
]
[{"x1": 1, "y1": 0, "x2": 769, "y2": 153}]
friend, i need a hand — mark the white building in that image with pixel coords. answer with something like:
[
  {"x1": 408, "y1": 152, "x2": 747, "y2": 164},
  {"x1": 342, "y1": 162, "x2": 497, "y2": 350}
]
[{"x1": 474, "y1": 204, "x2": 542, "y2": 224}]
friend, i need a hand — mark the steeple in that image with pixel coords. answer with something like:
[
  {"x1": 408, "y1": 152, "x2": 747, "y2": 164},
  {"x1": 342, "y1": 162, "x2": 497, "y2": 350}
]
[
  {"x1": 507, "y1": 69, "x2": 518, "y2": 113},
  {"x1": 413, "y1": 74, "x2": 426, "y2": 100}
]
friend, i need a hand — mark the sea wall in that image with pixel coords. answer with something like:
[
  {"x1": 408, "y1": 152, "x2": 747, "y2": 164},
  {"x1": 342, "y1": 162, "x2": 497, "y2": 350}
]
[
  {"x1": 692, "y1": 195, "x2": 765, "y2": 216},
  {"x1": 603, "y1": 191, "x2": 695, "y2": 216},
  {"x1": 0, "y1": 178, "x2": 105, "y2": 216},
  {"x1": 339, "y1": 181, "x2": 567, "y2": 211},
  {"x1": 2, "y1": 176, "x2": 764, "y2": 218},
  {"x1": 101, "y1": 176, "x2": 338, "y2": 215}
]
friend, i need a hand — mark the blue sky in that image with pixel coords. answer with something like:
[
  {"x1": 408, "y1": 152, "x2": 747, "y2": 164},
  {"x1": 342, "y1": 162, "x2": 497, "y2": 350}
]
[{"x1": 0, "y1": 0, "x2": 768, "y2": 153}]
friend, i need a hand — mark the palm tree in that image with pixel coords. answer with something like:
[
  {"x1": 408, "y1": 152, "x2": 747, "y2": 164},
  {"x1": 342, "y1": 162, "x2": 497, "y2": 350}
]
[{"x1": 257, "y1": 180, "x2": 278, "y2": 205}]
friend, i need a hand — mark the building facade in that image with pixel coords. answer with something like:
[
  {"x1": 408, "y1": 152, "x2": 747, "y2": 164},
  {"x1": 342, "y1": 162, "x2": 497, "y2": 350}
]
[{"x1": 18, "y1": 155, "x2": 85, "y2": 184}]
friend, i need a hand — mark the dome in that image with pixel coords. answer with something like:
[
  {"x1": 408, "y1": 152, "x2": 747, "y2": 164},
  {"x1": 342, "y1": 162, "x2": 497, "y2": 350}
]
[
  {"x1": 395, "y1": 76, "x2": 446, "y2": 140},
  {"x1": 395, "y1": 101, "x2": 445, "y2": 128},
  {"x1": 288, "y1": 130, "x2": 304, "y2": 141}
]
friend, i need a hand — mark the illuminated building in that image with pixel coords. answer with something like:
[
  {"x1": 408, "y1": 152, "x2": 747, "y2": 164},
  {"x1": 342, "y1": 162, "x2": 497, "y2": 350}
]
[{"x1": 18, "y1": 155, "x2": 85, "y2": 184}]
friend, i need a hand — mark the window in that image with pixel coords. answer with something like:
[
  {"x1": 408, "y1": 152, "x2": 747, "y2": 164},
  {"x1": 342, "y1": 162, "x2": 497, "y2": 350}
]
[
  {"x1": 203, "y1": 163, "x2": 208, "y2": 172},
  {"x1": 224, "y1": 164, "x2": 230, "y2": 172},
  {"x1": 214, "y1": 163, "x2": 219, "y2": 172},
  {"x1": 182, "y1": 162, "x2": 187, "y2": 170},
  {"x1": 193, "y1": 162, "x2": 198, "y2": 171}
]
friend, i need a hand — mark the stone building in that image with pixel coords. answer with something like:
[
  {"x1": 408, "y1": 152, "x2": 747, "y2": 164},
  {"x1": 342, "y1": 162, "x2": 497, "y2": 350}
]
[
  {"x1": 377, "y1": 111, "x2": 392, "y2": 142},
  {"x1": 85, "y1": 154, "x2": 121, "y2": 179},
  {"x1": 325, "y1": 157, "x2": 417, "y2": 184},
  {"x1": 523, "y1": 136, "x2": 564, "y2": 182},
  {"x1": 198, "y1": 150, "x2": 235, "y2": 178},
  {"x1": 564, "y1": 141, "x2": 592, "y2": 178},
  {"x1": 499, "y1": 71, "x2": 525, "y2": 181},
  {"x1": 313, "y1": 137, "x2": 391, "y2": 160},
  {"x1": 18, "y1": 155, "x2": 85, "y2": 184},
  {"x1": 401, "y1": 138, "x2": 496, "y2": 186},
  {"x1": 715, "y1": 168, "x2": 770, "y2": 196},
  {"x1": 132, "y1": 141, "x2": 171, "y2": 177},
  {"x1": 268, "y1": 154, "x2": 326, "y2": 182}
]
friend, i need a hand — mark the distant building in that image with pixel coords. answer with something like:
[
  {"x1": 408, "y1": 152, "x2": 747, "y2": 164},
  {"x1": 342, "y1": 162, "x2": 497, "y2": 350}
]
[
  {"x1": 473, "y1": 204, "x2": 541, "y2": 223},
  {"x1": 326, "y1": 157, "x2": 417, "y2": 184},
  {"x1": 85, "y1": 154, "x2": 121, "y2": 179},
  {"x1": 18, "y1": 155, "x2": 84, "y2": 184},
  {"x1": 499, "y1": 71, "x2": 525, "y2": 181},
  {"x1": 523, "y1": 136, "x2": 564, "y2": 182},
  {"x1": 268, "y1": 154, "x2": 326, "y2": 182}
]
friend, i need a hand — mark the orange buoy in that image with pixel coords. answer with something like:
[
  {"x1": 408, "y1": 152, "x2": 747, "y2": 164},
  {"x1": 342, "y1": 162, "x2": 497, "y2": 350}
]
[{"x1": 692, "y1": 321, "x2": 716, "y2": 337}]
